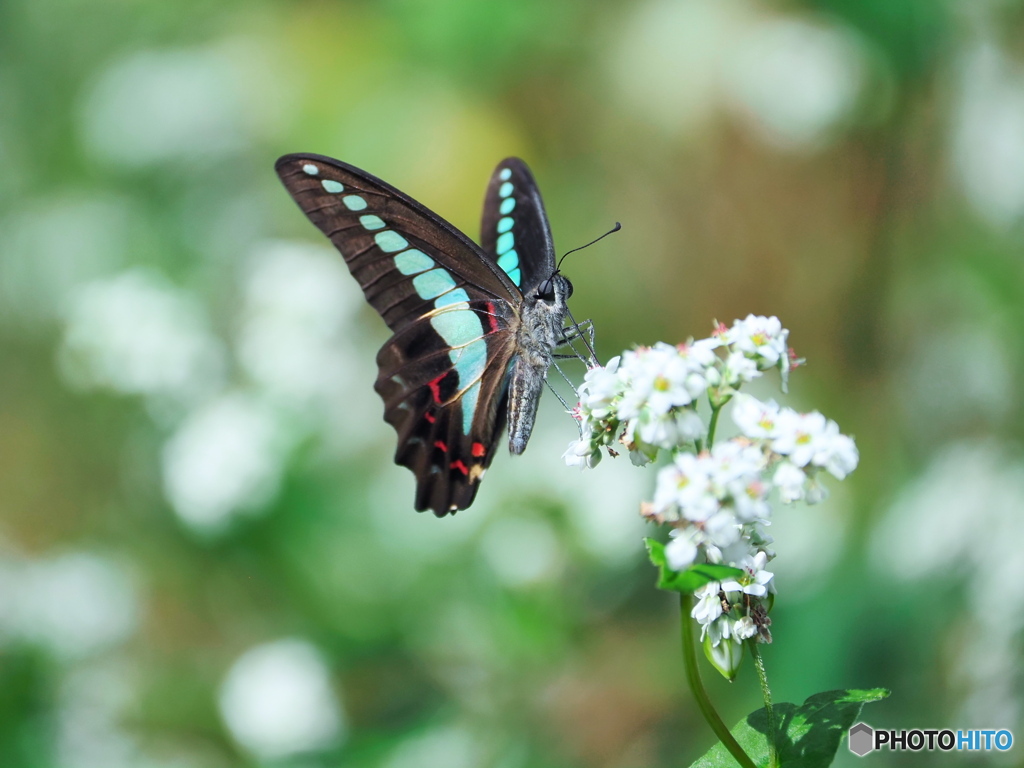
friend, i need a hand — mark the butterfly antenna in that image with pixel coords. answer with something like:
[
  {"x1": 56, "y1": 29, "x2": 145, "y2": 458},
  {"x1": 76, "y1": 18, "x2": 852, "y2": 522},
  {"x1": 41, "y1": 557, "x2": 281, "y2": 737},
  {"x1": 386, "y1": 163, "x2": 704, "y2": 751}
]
[{"x1": 556, "y1": 222, "x2": 621, "y2": 272}]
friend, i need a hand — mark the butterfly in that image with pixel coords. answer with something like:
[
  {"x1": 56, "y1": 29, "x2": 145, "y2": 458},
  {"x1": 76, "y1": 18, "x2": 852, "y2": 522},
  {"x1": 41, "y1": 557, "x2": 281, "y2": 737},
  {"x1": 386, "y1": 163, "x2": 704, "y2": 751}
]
[{"x1": 275, "y1": 154, "x2": 581, "y2": 516}]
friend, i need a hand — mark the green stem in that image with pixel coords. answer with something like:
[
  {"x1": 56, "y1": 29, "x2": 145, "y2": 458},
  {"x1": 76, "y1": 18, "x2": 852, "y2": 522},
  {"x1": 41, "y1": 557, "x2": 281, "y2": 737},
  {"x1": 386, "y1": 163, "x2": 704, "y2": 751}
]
[
  {"x1": 749, "y1": 640, "x2": 778, "y2": 768},
  {"x1": 706, "y1": 404, "x2": 722, "y2": 449},
  {"x1": 680, "y1": 594, "x2": 756, "y2": 768}
]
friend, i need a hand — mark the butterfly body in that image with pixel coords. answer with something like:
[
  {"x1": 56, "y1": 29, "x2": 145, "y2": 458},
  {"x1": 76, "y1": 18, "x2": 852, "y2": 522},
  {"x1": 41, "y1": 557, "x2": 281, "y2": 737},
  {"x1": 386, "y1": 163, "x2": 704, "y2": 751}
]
[
  {"x1": 275, "y1": 153, "x2": 572, "y2": 516},
  {"x1": 507, "y1": 273, "x2": 572, "y2": 454}
]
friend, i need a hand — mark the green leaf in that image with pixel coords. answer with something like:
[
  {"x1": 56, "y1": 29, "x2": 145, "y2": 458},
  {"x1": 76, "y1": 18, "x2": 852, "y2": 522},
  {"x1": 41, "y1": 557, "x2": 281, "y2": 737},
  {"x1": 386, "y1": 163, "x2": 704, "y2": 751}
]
[
  {"x1": 645, "y1": 539, "x2": 743, "y2": 594},
  {"x1": 689, "y1": 688, "x2": 890, "y2": 768}
]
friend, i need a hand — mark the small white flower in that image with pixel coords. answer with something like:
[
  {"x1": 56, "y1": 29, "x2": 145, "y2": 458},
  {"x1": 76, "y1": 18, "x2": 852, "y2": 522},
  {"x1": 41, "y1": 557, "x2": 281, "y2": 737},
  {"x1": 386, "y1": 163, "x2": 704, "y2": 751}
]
[
  {"x1": 675, "y1": 408, "x2": 706, "y2": 442},
  {"x1": 814, "y1": 425, "x2": 859, "y2": 480},
  {"x1": 692, "y1": 581, "x2": 724, "y2": 627},
  {"x1": 653, "y1": 454, "x2": 718, "y2": 521},
  {"x1": 562, "y1": 438, "x2": 600, "y2": 470},
  {"x1": 703, "y1": 615, "x2": 735, "y2": 646},
  {"x1": 772, "y1": 409, "x2": 828, "y2": 467},
  {"x1": 652, "y1": 464, "x2": 684, "y2": 520},
  {"x1": 708, "y1": 537, "x2": 762, "y2": 568},
  {"x1": 704, "y1": 365, "x2": 722, "y2": 389},
  {"x1": 721, "y1": 552, "x2": 774, "y2": 598},
  {"x1": 805, "y1": 475, "x2": 830, "y2": 504},
  {"x1": 732, "y1": 396, "x2": 782, "y2": 440},
  {"x1": 635, "y1": 411, "x2": 679, "y2": 448},
  {"x1": 580, "y1": 358, "x2": 622, "y2": 418},
  {"x1": 726, "y1": 315, "x2": 788, "y2": 368},
  {"x1": 722, "y1": 350, "x2": 761, "y2": 386},
  {"x1": 616, "y1": 385, "x2": 647, "y2": 423},
  {"x1": 729, "y1": 476, "x2": 771, "y2": 523},
  {"x1": 683, "y1": 336, "x2": 723, "y2": 363},
  {"x1": 704, "y1": 509, "x2": 742, "y2": 547},
  {"x1": 708, "y1": 440, "x2": 765, "y2": 487},
  {"x1": 632, "y1": 407, "x2": 705, "y2": 451},
  {"x1": 733, "y1": 616, "x2": 758, "y2": 640},
  {"x1": 620, "y1": 343, "x2": 707, "y2": 418},
  {"x1": 772, "y1": 461, "x2": 806, "y2": 503},
  {"x1": 665, "y1": 529, "x2": 700, "y2": 571}
]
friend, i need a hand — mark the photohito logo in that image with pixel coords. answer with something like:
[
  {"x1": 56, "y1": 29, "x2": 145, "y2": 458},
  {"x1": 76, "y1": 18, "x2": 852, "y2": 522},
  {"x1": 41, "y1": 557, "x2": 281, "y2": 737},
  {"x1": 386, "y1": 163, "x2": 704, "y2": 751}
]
[{"x1": 848, "y1": 722, "x2": 1014, "y2": 757}]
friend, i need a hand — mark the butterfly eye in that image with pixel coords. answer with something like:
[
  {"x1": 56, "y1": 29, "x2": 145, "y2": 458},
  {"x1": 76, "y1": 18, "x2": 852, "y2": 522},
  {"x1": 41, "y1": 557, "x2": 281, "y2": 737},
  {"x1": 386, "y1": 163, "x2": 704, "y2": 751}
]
[
  {"x1": 536, "y1": 278, "x2": 555, "y2": 302},
  {"x1": 564, "y1": 278, "x2": 574, "y2": 299}
]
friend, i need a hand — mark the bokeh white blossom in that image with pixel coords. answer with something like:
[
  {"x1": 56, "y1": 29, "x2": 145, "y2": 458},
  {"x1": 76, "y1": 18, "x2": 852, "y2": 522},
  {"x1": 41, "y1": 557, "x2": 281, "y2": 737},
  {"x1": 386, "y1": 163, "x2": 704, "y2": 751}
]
[
  {"x1": 724, "y1": 17, "x2": 865, "y2": 150},
  {"x1": 161, "y1": 393, "x2": 288, "y2": 534},
  {"x1": 237, "y1": 240, "x2": 361, "y2": 406},
  {"x1": 873, "y1": 441, "x2": 1024, "y2": 729},
  {"x1": 80, "y1": 43, "x2": 292, "y2": 168},
  {"x1": 952, "y1": 42, "x2": 1024, "y2": 228},
  {"x1": 611, "y1": 0, "x2": 868, "y2": 150},
  {"x1": 58, "y1": 269, "x2": 225, "y2": 409},
  {"x1": 0, "y1": 552, "x2": 138, "y2": 661},
  {"x1": 219, "y1": 638, "x2": 345, "y2": 760}
]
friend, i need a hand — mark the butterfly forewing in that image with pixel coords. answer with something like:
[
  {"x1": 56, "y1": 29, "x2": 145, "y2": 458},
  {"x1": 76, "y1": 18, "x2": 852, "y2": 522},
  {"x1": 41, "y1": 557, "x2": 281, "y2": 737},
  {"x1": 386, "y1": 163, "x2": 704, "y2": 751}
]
[
  {"x1": 276, "y1": 153, "x2": 523, "y2": 516},
  {"x1": 276, "y1": 154, "x2": 520, "y2": 331},
  {"x1": 480, "y1": 158, "x2": 557, "y2": 295}
]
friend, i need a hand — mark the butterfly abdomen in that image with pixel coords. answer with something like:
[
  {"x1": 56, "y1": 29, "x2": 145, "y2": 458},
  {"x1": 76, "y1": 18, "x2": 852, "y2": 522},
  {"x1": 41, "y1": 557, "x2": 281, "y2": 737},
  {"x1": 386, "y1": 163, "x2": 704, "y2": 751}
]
[{"x1": 507, "y1": 355, "x2": 546, "y2": 455}]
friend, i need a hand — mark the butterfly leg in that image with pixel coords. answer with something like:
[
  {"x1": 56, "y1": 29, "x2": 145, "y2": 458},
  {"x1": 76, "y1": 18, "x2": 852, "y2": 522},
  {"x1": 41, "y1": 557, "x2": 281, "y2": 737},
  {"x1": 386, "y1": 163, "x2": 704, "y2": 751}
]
[
  {"x1": 545, "y1": 359, "x2": 585, "y2": 436},
  {"x1": 545, "y1": 314, "x2": 598, "y2": 436},
  {"x1": 554, "y1": 316, "x2": 598, "y2": 366},
  {"x1": 549, "y1": 320, "x2": 594, "y2": 422},
  {"x1": 556, "y1": 318, "x2": 594, "y2": 345},
  {"x1": 545, "y1": 366, "x2": 578, "y2": 408}
]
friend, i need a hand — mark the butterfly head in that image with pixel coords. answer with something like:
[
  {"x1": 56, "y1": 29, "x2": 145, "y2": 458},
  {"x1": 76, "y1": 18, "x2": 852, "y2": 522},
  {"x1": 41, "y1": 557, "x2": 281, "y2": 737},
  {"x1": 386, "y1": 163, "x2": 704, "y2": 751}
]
[{"x1": 533, "y1": 272, "x2": 573, "y2": 305}]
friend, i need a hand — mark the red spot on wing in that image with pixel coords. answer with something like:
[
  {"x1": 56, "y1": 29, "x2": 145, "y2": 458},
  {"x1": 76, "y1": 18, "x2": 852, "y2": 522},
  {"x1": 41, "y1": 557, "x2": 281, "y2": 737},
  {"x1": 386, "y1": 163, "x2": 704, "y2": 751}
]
[
  {"x1": 484, "y1": 301, "x2": 499, "y2": 334},
  {"x1": 424, "y1": 411, "x2": 436, "y2": 424},
  {"x1": 427, "y1": 373, "x2": 445, "y2": 404},
  {"x1": 472, "y1": 442, "x2": 486, "y2": 457},
  {"x1": 434, "y1": 440, "x2": 448, "y2": 452},
  {"x1": 451, "y1": 460, "x2": 469, "y2": 476}
]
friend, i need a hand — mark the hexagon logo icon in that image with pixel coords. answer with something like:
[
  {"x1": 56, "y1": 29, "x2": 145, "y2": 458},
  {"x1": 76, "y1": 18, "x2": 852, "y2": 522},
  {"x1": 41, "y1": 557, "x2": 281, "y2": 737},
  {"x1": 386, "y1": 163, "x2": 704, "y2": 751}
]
[{"x1": 848, "y1": 722, "x2": 875, "y2": 757}]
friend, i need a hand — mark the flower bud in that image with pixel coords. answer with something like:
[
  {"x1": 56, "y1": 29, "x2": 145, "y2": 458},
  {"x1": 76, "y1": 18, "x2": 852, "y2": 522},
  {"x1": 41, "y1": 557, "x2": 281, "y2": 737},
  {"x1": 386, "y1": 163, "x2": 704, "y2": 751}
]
[{"x1": 703, "y1": 630, "x2": 744, "y2": 681}]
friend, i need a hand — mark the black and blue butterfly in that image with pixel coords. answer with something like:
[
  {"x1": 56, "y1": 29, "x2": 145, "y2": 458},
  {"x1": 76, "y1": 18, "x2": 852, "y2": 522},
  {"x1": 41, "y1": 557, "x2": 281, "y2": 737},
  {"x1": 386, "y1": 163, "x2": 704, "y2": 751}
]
[{"x1": 275, "y1": 154, "x2": 588, "y2": 516}]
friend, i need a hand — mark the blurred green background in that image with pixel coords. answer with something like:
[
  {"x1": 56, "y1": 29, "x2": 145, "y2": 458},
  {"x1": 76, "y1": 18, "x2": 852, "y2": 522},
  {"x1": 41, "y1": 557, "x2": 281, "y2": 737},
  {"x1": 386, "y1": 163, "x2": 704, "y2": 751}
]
[{"x1": 2, "y1": 0, "x2": 1023, "y2": 766}]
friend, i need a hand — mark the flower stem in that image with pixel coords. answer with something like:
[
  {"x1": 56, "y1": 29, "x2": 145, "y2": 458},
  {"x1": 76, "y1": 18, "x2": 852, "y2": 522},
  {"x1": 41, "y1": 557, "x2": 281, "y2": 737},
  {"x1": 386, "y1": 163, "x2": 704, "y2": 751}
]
[
  {"x1": 680, "y1": 594, "x2": 756, "y2": 768},
  {"x1": 706, "y1": 404, "x2": 722, "y2": 449},
  {"x1": 749, "y1": 640, "x2": 778, "y2": 768}
]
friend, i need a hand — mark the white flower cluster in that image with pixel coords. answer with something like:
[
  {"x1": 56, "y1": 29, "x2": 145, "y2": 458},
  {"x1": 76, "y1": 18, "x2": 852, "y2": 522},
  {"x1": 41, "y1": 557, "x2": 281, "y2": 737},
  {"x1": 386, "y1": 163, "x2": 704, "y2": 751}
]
[
  {"x1": 563, "y1": 316, "x2": 858, "y2": 662},
  {"x1": 565, "y1": 315, "x2": 794, "y2": 468}
]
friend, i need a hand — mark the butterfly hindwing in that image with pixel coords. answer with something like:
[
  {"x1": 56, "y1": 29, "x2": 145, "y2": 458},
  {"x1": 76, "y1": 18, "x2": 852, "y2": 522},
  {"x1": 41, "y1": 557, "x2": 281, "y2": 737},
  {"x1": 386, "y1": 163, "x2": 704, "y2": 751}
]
[
  {"x1": 374, "y1": 299, "x2": 517, "y2": 513},
  {"x1": 480, "y1": 158, "x2": 557, "y2": 296},
  {"x1": 275, "y1": 153, "x2": 525, "y2": 516}
]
